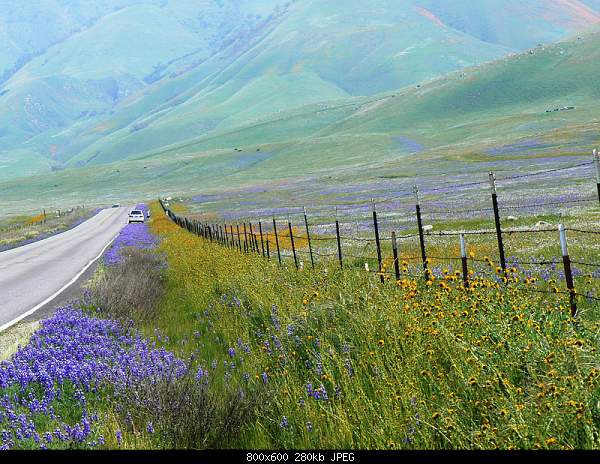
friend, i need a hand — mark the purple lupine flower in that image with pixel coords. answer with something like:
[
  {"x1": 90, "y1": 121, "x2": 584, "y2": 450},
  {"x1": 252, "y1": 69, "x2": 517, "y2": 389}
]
[
  {"x1": 146, "y1": 422, "x2": 154, "y2": 434},
  {"x1": 116, "y1": 430, "x2": 122, "y2": 446},
  {"x1": 280, "y1": 416, "x2": 289, "y2": 429},
  {"x1": 261, "y1": 372, "x2": 268, "y2": 384},
  {"x1": 228, "y1": 348, "x2": 236, "y2": 359}
]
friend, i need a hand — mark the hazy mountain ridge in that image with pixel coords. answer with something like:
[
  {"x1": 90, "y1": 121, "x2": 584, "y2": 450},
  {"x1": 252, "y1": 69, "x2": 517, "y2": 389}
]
[{"x1": 1, "y1": 0, "x2": 600, "y2": 180}]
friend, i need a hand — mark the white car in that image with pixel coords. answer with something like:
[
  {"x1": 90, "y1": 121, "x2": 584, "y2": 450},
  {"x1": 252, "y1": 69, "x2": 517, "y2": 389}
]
[{"x1": 128, "y1": 210, "x2": 145, "y2": 224}]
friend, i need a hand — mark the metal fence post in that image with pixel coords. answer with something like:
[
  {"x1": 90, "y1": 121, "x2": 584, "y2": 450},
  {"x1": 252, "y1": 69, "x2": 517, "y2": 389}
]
[
  {"x1": 249, "y1": 223, "x2": 256, "y2": 253},
  {"x1": 288, "y1": 217, "x2": 298, "y2": 270},
  {"x1": 460, "y1": 234, "x2": 469, "y2": 287},
  {"x1": 273, "y1": 217, "x2": 282, "y2": 266},
  {"x1": 303, "y1": 207, "x2": 315, "y2": 269},
  {"x1": 259, "y1": 221, "x2": 265, "y2": 257},
  {"x1": 335, "y1": 208, "x2": 343, "y2": 270},
  {"x1": 559, "y1": 224, "x2": 577, "y2": 317},
  {"x1": 266, "y1": 236, "x2": 271, "y2": 260},
  {"x1": 391, "y1": 231, "x2": 400, "y2": 281},
  {"x1": 414, "y1": 186, "x2": 428, "y2": 278},
  {"x1": 243, "y1": 223, "x2": 249, "y2": 253},
  {"x1": 372, "y1": 200, "x2": 384, "y2": 283},
  {"x1": 236, "y1": 224, "x2": 242, "y2": 252},
  {"x1": 594, "y1": 149, "x2": 600, "y2": 205},
  {"x1": 489, "y1": 172, "x2": 507, "y2": 273}
]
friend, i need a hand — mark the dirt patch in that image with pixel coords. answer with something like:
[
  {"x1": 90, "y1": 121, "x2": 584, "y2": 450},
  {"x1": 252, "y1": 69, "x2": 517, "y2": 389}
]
[{"x1": 0, "y1": 321, "x2": 39, "y2": 361}]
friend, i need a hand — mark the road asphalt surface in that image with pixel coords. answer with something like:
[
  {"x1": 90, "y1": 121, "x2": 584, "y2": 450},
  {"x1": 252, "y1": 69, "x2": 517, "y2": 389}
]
[{"x1": 0, "y1": 207, "x2": 130, "y2": 332}]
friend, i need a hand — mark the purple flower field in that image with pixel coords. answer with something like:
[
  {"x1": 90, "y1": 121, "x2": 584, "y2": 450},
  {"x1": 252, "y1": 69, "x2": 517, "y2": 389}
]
[
  {"x1": 104, "y1": 204, "x2": 158, "y2": 265},
  {"x1": 0, "y1": 305, "x2": 186, "y2": 450}
]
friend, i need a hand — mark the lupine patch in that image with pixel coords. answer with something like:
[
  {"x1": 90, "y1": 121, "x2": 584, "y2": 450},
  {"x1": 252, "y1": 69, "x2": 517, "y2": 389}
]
[
  {"x1": 104, "y1": 204, "x2": 158, "y2": 265},
  {"x1": 0, "y1": 306, "x2": 186, "y2": 450}
]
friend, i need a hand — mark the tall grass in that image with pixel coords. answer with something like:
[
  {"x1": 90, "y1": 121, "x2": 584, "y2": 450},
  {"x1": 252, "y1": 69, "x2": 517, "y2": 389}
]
[{"x1": 146, "y1": 201, "x2": 600, "y2": 450}]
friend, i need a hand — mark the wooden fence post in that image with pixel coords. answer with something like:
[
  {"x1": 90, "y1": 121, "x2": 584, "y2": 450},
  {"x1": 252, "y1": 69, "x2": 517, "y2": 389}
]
[
  {"x1": 414, "y1": 186, "x2": 428, "y2": 278},
  {"x1": 303, "y1": 207, "x2": 315, "y2": 269},
  {"x1": 372, "y1": 200, "x2": 384, "y2": 283},
  {"x1": 236, "y1": 224, "x2": 242, "y2": 252},
  {"x1": 391, "y1": 231, "x2": 400, "y2": 281},
  {"x1": 559, "y1": 224, "x2": 577, "y2": 317},
  {"x1": 489, "y1": 172, "x2": 507, "y2": 273}
]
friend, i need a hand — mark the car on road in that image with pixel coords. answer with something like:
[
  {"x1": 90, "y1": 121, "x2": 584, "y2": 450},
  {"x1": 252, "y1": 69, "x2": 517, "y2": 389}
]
[
  {"x1": 128, "y1": 210, "x2": 145, "y2": 223},
  {"x1": 112, "y1": 203, "x2": 121, "y2": 208}
]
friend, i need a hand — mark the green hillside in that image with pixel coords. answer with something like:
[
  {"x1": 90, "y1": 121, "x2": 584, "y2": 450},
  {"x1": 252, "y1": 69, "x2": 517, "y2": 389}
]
[
  {"x1": 2, "y1": 0, "x2": 600, "y2": 182},
  {"x1": 2, "y1": 27, "x2": 600, "y2": 216}
]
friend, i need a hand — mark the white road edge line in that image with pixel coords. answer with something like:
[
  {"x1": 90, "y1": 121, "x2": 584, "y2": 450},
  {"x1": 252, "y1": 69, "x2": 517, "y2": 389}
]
[{"x1": 0, "y1": 230, "x2": 121, "y2": 334}]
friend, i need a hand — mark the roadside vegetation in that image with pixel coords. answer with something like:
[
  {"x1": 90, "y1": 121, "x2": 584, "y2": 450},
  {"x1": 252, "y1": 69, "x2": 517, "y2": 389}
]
[
  {"x1": 0, "y1": 207, "x2": 99, "y2": 253},
  {"x1": 2, "y1": 201, "x2": 600, "y2": 450}
]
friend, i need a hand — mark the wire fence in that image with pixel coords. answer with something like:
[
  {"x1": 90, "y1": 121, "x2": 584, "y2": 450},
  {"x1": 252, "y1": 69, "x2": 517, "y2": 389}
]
[
  {"x1": 160, "y1": 155, "x2": 600, "y2": 317},
  {"x1": 0, "y1": 206, "x2": 86, "y2": 233}
]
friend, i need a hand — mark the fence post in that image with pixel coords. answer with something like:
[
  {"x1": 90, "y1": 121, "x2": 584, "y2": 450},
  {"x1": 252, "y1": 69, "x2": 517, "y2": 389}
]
[
  {"x1": 236, "y1": 224, "x2": 242, "y2": 252},
  {"x1": 221, "y1": 225, "x2": 226, "y2": 246},
  {"x1": 335, "y1": 208, "x2": 343, "y2": 270},
  {"x1": 249, "y1": 223, "x2": 256, "y2": 252},
  {"x1": 266, "y1": 236, "x2": 271, "y2": 260},
  {"x1": 489, "y1": 172, "x2": 507, "y2": 274},
  {"x1": 559, "y1": 224, "x2": 577, "y2": 317},
  {"x1": 303, "y1": 207, "x2": 315, "y2": 269},
  {"x1": 243, "y1": 223, "x2": 249, "y2": 253},
  {"x1": 43, "y1": 210, "x2": 46, "y2": 224},
  {"x1": 594, "y1": 149, "x2": 600, "y2": 205},
  {"x1": 273, "y1": 217, "x2": 282, "y2": 266},
  {"x1": 372, "y1": 200, "x2": 384, "y2": 283},
  {"x1": 391, "y1": 231, "x2": 400, "y2": 281},
  {"x1": 414, "y1": 186, "x2": 428, "y2": 277},
  {"x1": 259, "y1": 221, "x2": 265, "y2": 257},
  {"x1": 460, "y1": 234, "x2": 469, "y2": 287},
  {"x1": 288, "y1": 217, "x2": 298, "y2": 270},
  {"x1": 253, "y1": 233, "x2": 260, "y2": 255}
]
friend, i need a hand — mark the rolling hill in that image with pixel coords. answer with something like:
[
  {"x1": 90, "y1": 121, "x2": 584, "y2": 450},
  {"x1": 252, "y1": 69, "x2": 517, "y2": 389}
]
[
  {"x1": 2, "y1": 0, "x2": 600, "y2": 182},
  {"x1": 1, "y1": 25, "x2": 600, "y2": 215}
]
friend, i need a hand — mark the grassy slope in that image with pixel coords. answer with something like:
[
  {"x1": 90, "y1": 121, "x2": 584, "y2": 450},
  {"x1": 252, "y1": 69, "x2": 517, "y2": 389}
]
[
  {"x1": 2, "y1": 27, "x2": 600, "y2": 216},
  {"x1": 4, "y1": 0, "x2": 600, "y2": 181},
  {"x1": 61, "y1": 0, "x2": 514, "y2": 168}
]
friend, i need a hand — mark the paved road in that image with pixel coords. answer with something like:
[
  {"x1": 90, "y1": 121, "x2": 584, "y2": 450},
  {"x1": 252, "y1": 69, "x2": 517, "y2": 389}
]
[{"x1": 0, "y1": 207, "x2": 130, "y2": 331}]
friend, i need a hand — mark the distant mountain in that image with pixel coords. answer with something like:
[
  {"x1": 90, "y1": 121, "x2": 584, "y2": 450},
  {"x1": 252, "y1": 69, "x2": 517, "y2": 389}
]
[{"x1": 1, "y1": 0, "x2": 599, "y2": 180}]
